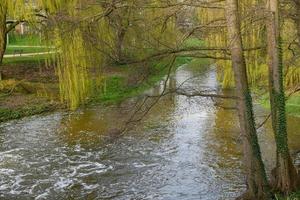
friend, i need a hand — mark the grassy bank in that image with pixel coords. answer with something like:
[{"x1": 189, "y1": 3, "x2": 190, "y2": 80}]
[
  {"x1": 8, "y1": 34, "x2": 43, "y2": 46},
  {"x1": 0, "y1": 79, "x2": 60, "y2": 123},
  {"x1": 0, "y1": 56, "x2": 208, "y2": 122},
  {"x1": 259, "y1": 92, "x2": 300, "y2": 117},
  {"x1": 90, "y1": 57, "x2": 209, "y2": 105},
  {"x1": 0, "y1": 36, "x2": 209, "y2": 122},
  {"x1": 0, "y1": 103, "x2": 59, "y2": 123}
]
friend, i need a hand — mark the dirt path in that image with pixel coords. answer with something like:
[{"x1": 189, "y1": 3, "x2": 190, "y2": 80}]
[
  {"x1": 7, "y1": 45, "x2": 55, "y2": 48},
  {"x1": 4, "y1": 51, "x2": 56, "y2": 58}
]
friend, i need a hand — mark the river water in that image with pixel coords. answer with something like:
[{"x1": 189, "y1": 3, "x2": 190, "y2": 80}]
[{"x1": 1, "y1": 64, "x2": 300, "y2": 200}]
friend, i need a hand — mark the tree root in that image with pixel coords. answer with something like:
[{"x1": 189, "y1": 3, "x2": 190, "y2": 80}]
[{"x1": 271, "y1": 155, "x2": 300, "y2": 195}]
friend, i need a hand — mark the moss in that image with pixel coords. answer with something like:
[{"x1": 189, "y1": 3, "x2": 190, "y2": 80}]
[
  {"x1": 245, "y1": 89, "x2": 270, "y2": 187},
  {"x1": 245, "y1": 90, "x2": 262, "y2": 157}
]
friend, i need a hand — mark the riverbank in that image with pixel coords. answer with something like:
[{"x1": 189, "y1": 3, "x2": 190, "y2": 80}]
[
  {"x1": 0, "y1": 61, "x2": 245, "y2": 200},
  {"x1": 0, "y1": 57, "x2": 205, "y2": 122},
  {"x1": 0, "y1": 60, "x2": 61, "y2": 122},
  {"x1": 258, "y1": 92, "x2": 300, "y2": 117}
]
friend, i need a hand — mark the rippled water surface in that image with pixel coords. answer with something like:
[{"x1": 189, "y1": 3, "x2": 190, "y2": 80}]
[{"x1": 1, "y1": 65, "x2": 300, "y2": 200}]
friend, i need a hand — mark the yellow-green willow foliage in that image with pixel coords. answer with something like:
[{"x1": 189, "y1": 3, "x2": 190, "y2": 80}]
[
  {"x1": 196, "y1": 0, "x2": 268, "y2": 88},
  {"x1": 37, "y1": 0, "x2": 79, "y2": 14},
  {"x1": 4, "y1": 0, "x2": 32, "y2": 19},
  {"x1": 54, "y1": 29, "x2": 91, "y2": 110},
  {"x1": 282, "y1": 15, "x2": 300, "y2": 88},
  {"x1": 107, "y1": 0, "x2": 181, "y2": 61},
  {"x1": 41, "y1": 0, "x2": 181, "y2": 110},
  {"x1": 196, "y1": 0, "x2": 300, "y2": 89},
  {"x1": 40, "y1": 0, "x2": 103, "y2": 110},
  {"x1": 196, "y1": 3, "x2": 235, "y2": 87}
]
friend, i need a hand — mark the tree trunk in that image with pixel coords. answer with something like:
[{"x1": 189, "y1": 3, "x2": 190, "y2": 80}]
[
  {"x1": 294, "y1": 1, "x2": 300, "y2": 48},
  {"x1": 0, "y1": 29, "x2": 7, "y2": 65},
  {"x1": 225, "y1": 0, "x2": 271, "y2": 199},
  {"x1": 266, "y1": 0, "x2": 300, "y2": 193},
  {"x1": 0, "y1": 2, "x2": 7, "y2": 80},
  {"x1": 115, "y1": 28, "x2": 126, "y2": 63}
]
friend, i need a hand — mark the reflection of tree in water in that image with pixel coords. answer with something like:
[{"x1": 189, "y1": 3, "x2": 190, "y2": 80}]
[
  {"x1": 58, "y1": 74, "x2": 179, "y2": 147},
  {"x1": 209, "y1": 90, "x2": 300, "y2": 173},
  {"x1": 59, "y1": 108, "x2": 124, "y2": 147},
  {"x1": 201, "y1": 93, "x2": 245, "y2": 194},
  {"x1": 211, "y1": 94, "x2": 243, "y2": 168},
  {"x1": 286, "y1": 116, "x2": 300, "y2": 151}
]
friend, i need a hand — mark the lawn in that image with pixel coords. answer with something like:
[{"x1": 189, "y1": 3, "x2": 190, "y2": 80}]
[
  {"x1": 259, "y1": 92, "x2": 300, "y2": 117},
  {"x1": 7, "y1": 34, "x2": 44, "y2": 46},
  {"x1": 3, "y1": 34, "x2": 55, "y2": 64}
]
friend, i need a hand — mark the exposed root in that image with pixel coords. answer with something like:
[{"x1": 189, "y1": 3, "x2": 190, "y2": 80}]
[{"x1": 271, "y1": 154, "x2": 300, "y2": 195}]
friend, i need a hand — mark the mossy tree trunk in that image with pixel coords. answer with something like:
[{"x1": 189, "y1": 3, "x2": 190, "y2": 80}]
[
  {"x1": 266, "y1": 0, "x2": 300, "y2": 193},
  {"x1": 225, "y1": 0, "x2": 272, "y2": 199}
]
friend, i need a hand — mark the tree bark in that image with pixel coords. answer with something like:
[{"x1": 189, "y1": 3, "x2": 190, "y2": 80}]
[
  {"x1": 115, "y1": 27, "x2": 126, "y2": 63},
  {"x1": 225, "y1": 0, "x2": 272, "y2": 199},
  {"x1": 0, "y1": 3, "x2": 7, "y2": 68},
  {"x1": 266, "y1": 0, "x2": 300, "y2": 193},
  {"x1": 294, "y1": 0, "x2": 300, "y2": 48},
  {"x1": 0, "y1": 1, "x2": 7, "y2": 80}
]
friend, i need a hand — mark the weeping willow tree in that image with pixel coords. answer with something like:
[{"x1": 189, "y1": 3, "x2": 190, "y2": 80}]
[
  {"x1": 0, "y1": 0, "x2": 100, "y2": 109},
  {"x1": 54, "y1": 29, "x2": 91, "y2": 110},
  {"x1": 281, "y1": 0, "x2": 300, "y2": 89},
  {"x1": 196, "y1": 0, "x2": 300, "y2": 90},
  {"x1": 195, "y1": 2, "x2": 234, "y2": 87},
  {"x1": 195, "y1": 0, "x2": 264, "y2": 88},
  {"x1": 101, "y1": 0, "x2": 181, "y2": 63},
  {"x1": 40, "y1": 0, "x2": 181, "y2": 110},
  {"x1": 37, "y1": 0, "x2": 110, "y2": 110}
]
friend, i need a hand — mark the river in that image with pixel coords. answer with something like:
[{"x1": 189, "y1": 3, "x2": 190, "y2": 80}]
[{"x1": 1, "y1": 64, "x2": 300, "y2": 200}]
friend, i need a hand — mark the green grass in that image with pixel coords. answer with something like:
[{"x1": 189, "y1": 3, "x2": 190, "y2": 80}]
[
  {"x1": 3, "y1": 34, "x2": 54, "y2": 64},
  {"x1": 285, "y1": 94, "x2": 300, "y2": 116},
  {"x1": 0, "y1": 104, "x2": 57, "y2": 122},
  {"x1": 7, "y1": 34, "x2": 43, "y2": 46},
  {"x1": 182, "y1": 38, "x2": 205, "y2": 48},
  {"x1": 259, "y1": 92, "x2": 300, "y2": 117},
  {"x1": 186, "y1": 58, "x2": 211, "y2": 71},
  {"x1": 90, "y1": 57, "x2": 208, "y2": 105}
]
